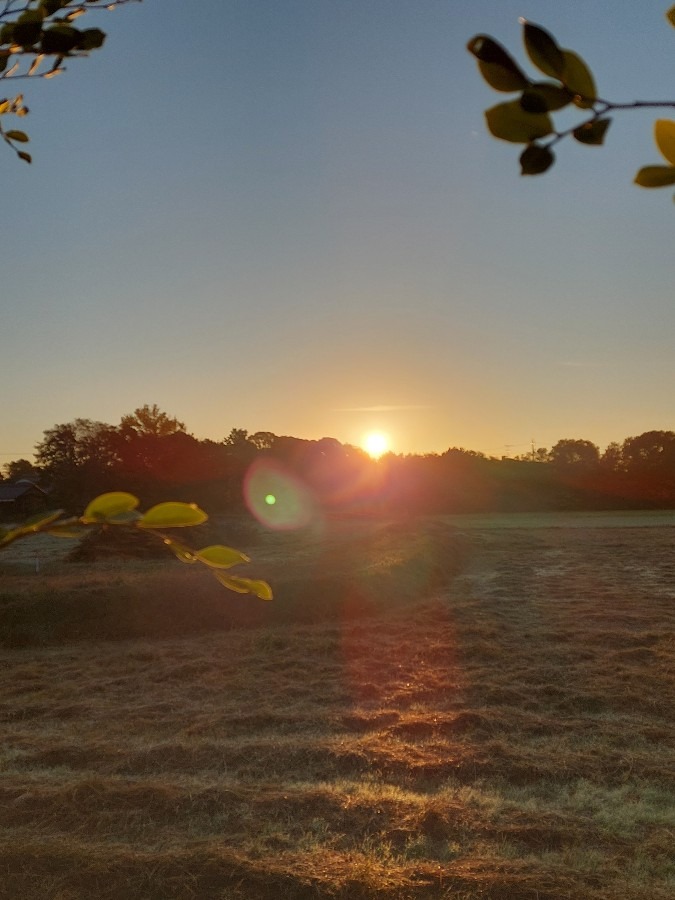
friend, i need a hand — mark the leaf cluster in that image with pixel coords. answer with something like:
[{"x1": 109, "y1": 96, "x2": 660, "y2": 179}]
[
  {"x1": 0, "y1": 0, "x2": 141, "y2": 162},
  {"x1": 467, "y1": 8, "x2": 675, "y2": 197},
  {"x1": 0, "y1": 491, "x2": 273, "y2": 600}
]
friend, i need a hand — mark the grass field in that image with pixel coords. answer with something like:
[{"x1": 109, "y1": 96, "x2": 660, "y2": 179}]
[{"x1": 1, "y1": 514, "x2": 674, "y2": 898}]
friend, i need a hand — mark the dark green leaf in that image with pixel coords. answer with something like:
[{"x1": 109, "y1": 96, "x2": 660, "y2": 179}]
[
  {"x1": 521, "y1": 21, "x2": 564, "y2": 78},
  {"x1": 41, "y1": 1, "x2": 70, "y2": 15},
  {"x1": 13, "y1": 21, "x2": 43, "y2": 47},
  {"x1": 5, "y1": 129, "x2": 29, "y2": 142},
  {"x1": 561, "y1": 50, "x2": 596, "y2": 108},
  {"x1": 41, "y1": 24, "x2": 79, "y2": 54},
  {"x1": 520, "y1": 82, "x2": 572, "y2": 113},
  {"x1": 573, "y1": 118, "x2": 611, "y2": 145},
  {"x1": 77, "y1": 28, "x2": 105, "y2": 51},
  {"x1": 520, "y1": 143, "x2": 555, "y2": 175},
  {"x1": 485, "y1": 100, "x2": 553, "y2": 144},
  {"x1": 634, "y1": 165, "x2": 675, "y2": 187},
  {"x1": 18, "y1": 9, "x2": 46, "y2": 25},
  {"x1": 0, "y1": 24, "x2": 16, "y2": 44},
  {"x1": 467, "y1": 35, "x2": 529, "y2": 91}
]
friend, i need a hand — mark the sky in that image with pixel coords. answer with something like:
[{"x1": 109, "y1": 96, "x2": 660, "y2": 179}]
[{"x1": 1, "y1": 0, "x2": 674, "y2": 462}]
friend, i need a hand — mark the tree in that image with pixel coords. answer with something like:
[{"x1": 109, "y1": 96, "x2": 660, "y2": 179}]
[
  {"x1": 2, "y1": 457, "x2": 42, "y2": 481},
  {"x1": 119, "y1": 404, "x2": 186, "y2": 438},
  {"x1": 0, "y1": 0, "x2": 141, "y2": 162},
  {"x1": 549, "y1": 438, "x2": 600, "y2": 469},
  {"x1": 621, "y1": 430, "x2": 675, "y2": 473},
  {"x1": 467, "y1": 6, "x2": 675, "y2": 198}
]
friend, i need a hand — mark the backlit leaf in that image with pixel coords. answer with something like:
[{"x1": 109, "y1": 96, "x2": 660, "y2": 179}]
[
  {"x1": 5, "y1": 130, "x2": 28, "y2": 142},
  {"x1": 573, "y1": 117, "x2": 611, "y2": 145},
  {"x1": 634, "y1": 165, "x2": 675, "y2": 187},
  {"x1": 16, "y1": 509, "x2": 64, "y2": 532},
  {"x1": 212, "y1": 571, "x2": 273, "y2": 600},
  {"x1": 520, "y1": 82, "x2": 571, "y2": 113},
  {"x1": 667, "y1": 5, "x2": 675, "y2": 28},
  {"x1": 467, "y1": 35, "x2": 528, "y2": 92},
  {"x1": 654, "y1": 119, "x2": 675, "y2": 166},
  {"x1": 195, "y1": 545, "x2": 251, "y2": 569},
  {"x1": 17, "y1": 150, "x2": 31, "y2": 163},
  {"x1": 82, "y1": 491, "x2": 139, "y2": 523},
  {"x1": 521, "y1": 21, "x2": 564, "y2": 79},
  {"x1": 485, "y1": 100, "x2": 553, "y2": 143},
  {"x1": 560, "y1": 50, "x2": 596, "y2": 108},
  {"x1": 520, "y1": 143, "x2": 555, "y2": 175},
  {"x1": 138, "y1": 502, "x2": 208, "y2": 529},
  {"x1": 162, "y1": 537, "x2": 198, "y2": 564}
]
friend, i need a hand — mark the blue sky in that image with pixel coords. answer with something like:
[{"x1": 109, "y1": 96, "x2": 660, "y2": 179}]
[{"x1": 2, "y1": 0, "x2": 674, "y2": 461}]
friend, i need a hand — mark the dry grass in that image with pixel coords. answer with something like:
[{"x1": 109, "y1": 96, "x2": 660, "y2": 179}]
[{"x1": 0, "y1": 516, "x2": 674, "y2": 898}]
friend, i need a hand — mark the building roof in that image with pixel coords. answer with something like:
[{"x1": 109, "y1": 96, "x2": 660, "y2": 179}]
[{"x1": 0, "y1": 482, "x2": 48, "y2": 502}]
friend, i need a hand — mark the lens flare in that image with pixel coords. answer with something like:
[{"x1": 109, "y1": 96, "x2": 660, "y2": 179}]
[{"x1": 244, "y1": 459, "x2": 315, "y2": 530}]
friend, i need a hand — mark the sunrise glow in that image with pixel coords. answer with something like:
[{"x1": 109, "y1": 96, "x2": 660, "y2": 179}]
[{"x1": 363, "y1": 431, "x2": 390, "y2": 459}]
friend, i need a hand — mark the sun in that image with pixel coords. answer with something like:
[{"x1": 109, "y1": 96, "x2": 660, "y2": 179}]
[{"x1": 362, "y1": 430, "x2": 390, "y2": 459}]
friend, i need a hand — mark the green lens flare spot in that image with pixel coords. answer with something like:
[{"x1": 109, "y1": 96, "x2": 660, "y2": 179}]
[{"x1": 265, "y1": 494, "x2": 276, "y2": 505}]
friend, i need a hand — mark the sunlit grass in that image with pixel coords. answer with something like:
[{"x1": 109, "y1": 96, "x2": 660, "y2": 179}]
[{"x1": 0, "y1": 516, "x2": 673, "y2": 898}]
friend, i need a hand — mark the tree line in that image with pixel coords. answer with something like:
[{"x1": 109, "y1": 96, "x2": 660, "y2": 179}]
[{"x1": 5, "y1": 405, "x2": 675, "y2": 517}]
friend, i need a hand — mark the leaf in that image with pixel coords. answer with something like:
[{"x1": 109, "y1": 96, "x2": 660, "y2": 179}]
[
  {"x1": 634, "y1": 165, "x2": 675, "y2": 187},
  {"x1": 521, "y1": 21, "x2": 564, "y2": 78},
  {"x1": 467, "y1": 35, "x2": 529, "y2": 92},
  {"x1": 16, "y1": 509, "x2": 65, "y2": 532},
  {"x1": 5, "y1": 130, "x2": 29, "y2": 142},
  {"x1": 41, "y1": 24, "x2": 80, "y2": 54},
  {"x1": 13, "y1": 21, "x2": 43, "y2": 48},
  {"x1": 520, "y1": 82, "x2": 572, "y2": 113},
  {"x1": 17, "y1": 150, "x2": 31, "y2": 163},
  {"x1": 137, "y1": 502, "x2": 208, "y2": 529},
  {"x1": 573, "y1": 117, "x2": 611, "y2": 145},
  {"x1": 560, "y1": 50, "x2": 596, "y2": 108},
  {"x1": 162, "y1": 537, "x2": 198, "y2": 564},
  {"x1": 667, "y1": 5, "x2": 675, "y2": 28},
  {"x1": 195, "y1": 545, "x2": 251, "y2": 569},
  {"x1": 82, "y1": 491, "x2": 139, "y2": 523},
  {"x1": 485, "y1": 100, "x2": 553, "y2": 143},
  {"x1": 77, "y1": 28, "x2": 105, "y2": 51},
  {"x1": 212, "y1": 571, "x2": 273, "y2": 600},
  {"x1": 654, "y1": 119, "x2": 675, "y2": 166},
  {"x1": 520, "y1": 143, "x2": 555, "y2": 175}
]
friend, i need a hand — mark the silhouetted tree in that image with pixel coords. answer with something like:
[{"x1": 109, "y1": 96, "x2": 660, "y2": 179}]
[
  {"x1": 549, "y1": 439, "x2": 600, "y2": 469},
  {"x1": 2, "y1": 458, "x2": 42, "y2": 483}
]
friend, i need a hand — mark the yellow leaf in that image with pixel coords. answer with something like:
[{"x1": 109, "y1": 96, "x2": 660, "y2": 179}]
[
  {"x1": 195, "y1": 545, "x2": 250, "y2": 569},
  {"x1": 654, "y1": 120, "x2": 675, "y2": 166},
  {"x1": 212, "y1": 571, "x2": 273, "y2": 600},
  {"x1": 82, "y1": 492, "x2": 139, "y2": 523},
  {"x1": 138, "y1": 502, "x2": 208, "y2": 529}
]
